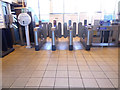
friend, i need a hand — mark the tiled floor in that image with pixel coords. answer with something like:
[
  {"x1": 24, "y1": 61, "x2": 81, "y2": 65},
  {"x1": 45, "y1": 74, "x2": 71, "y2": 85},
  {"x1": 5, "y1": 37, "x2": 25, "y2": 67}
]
[{"x1": 2, "y1": 37, "x2": 118, "y2": 90}]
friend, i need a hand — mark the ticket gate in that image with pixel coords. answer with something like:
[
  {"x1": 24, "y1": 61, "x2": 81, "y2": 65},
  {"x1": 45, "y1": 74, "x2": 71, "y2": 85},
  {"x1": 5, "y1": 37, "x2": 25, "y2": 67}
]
[
  {"x1": 34, "y1": 20, "x2": 94, "y2": 51},
  {"x1": 51, "y1": 25, "x2": 73, "y2": 51},
  {"x1": 58, "y1": 22, "x2": 62, "y2": 38},
  {"x1": 91, "y1": 25, "x2": 119, "y2": 47},
  {"x1": 68, "y1": 26, "x2": 73, "y2": 51},
  {"x1": 48, "y1": 23, "x2": 52, "y2": 38},
  {"x1": 51, "y1": 27, "x2": 57, "y2": 51},
  {"x1": 34, "y1": 20, "x2": 119, "y2": 51},
  {"x1": 50, "y1": 20, "x2": 91, "y2": 51},
  {"x1": 79, "y1": 26, "x2": 92, "y2": 50},
  {"x1": 34, "y1": 25, "x2": 47, "y2": 51}
]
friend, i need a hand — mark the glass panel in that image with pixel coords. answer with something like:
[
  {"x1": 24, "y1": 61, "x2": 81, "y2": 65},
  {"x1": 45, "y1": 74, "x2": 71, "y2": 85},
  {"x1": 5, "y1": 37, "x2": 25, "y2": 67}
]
[
  {"x1": 52, "y1": 0, "x2": 63, "y2": 13},
  {"x1": 27, "y1": 0, "x2": 120, "y2": 23},
  {"x1": 27, "y1": 0, "x2": 50, "y2": 22}
]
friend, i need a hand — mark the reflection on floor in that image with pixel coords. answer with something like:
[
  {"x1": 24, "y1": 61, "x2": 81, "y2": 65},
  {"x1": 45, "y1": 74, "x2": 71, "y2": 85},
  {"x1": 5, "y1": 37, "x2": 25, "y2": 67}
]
[
  {"x1": 41, "y1": 37, "x2": 83, "y2": 50},
  {"x1": 2, "y1": 37, "x2": 118, "y2": 89}
]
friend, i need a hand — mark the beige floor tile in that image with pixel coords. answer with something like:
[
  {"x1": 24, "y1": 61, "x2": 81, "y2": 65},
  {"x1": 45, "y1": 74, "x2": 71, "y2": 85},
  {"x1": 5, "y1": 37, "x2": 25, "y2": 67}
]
[
  {"x1": 19, "y1": 71, "x2": 34, "y2": 78},
  {"x1": 87, "y1": 61, "x2": 98, "y2": 66},
  {"x1": 97, "y1": 62, "x2": 108, "y2": 66},
  {"x1": 13, "y1": 66, "x2": 27, "y2": 71},
  {"x1": 77, "y1": 61, "x2": 87, "y2": 66},
  {"x1": 68, "y1": 57, "x2": 75, "y2": 60},
  {"x1": 96, "y1": 79, "x2": 114, "y2": 88},
  {"x1": 58, "y1": 62, "x2": 68, "y2": 66},
  {"x1": 81, "y1": 71, "x2": 94, "y2": 79},
  {"x1": 24, "y1": 66, "x2": 37, "y2": 71},
  {"x1": 24, "y1": 86, "x2": 39, "y2": 89},
  {"x1": 110, "y1": 79, "x2": 118, "y2": 88},
  {"x1": 92, "y1": 55, "x2": 101, "y2": 58},
  {"x1": 100, "y1": 66, "x2": 114, "y2": 72},
  {"x1": 39, "y1": 62, "x2": 49, "y2": 66},
  {"x1": 51, "y1": 55, "x2": 59, "y2": 58},
  {"x1": 92, "y1": 72, "x2": 107, "y2": 79},
  {"x1": 69, "y1": 78, "x2": 84, "y2": 88},
  {"x1": 89, "y1": 66, "x2": 102, "y2": 72},
  {"x1": 49, "y1": 58, "x2": 58, "y2": 61},
  {"x1": 46, "y1": 66, "x2": 57, "y2": 71},
  {"x1": 106, "y1": 62, "x2": 117, "y2": 66},
  {"x1": 83, "y1": 79, "x2": 99, "y2": 88},
  {"x1": 104, "y1": 72, "x2": 118, "y2": 79},
  {"x1": 57, "y1": 66, "x2": 67, "y2": 71},
  {"x1": 44, "y1": 71, "x2": 56, "y2": 78},
  {"x1": 68, "y1": 66, "x2": 79, "y2": 71},
  {"x1": 26, "y1": 78, "x2": 42, "y2": 87},
  {"x1": 56, "y1": 71, "x2": 68, "y2": 78},
  {"x1": 31, "y1": 71, "x2": 45, "y2": 78},
  {"x1": 11, "y1": 78, "x2": 29, "y2": 87},
  {"x1": 79, "y1": 66, "x2": 90, "y2": 71},
  {"x1": 2, "y1": 78, "x2": 17, "y2": 88},
  {"x1": 76, "y1": 58, "x2": 85, "y2": 61},
  {"x1": 40, "y1": 78, "x2": 55, "y2": 87},
  {"x1": 59, "y1": 58, "x2": 67, "y2": 61},
  {"x1": 36, "y1": 66, "x2": 47, "y2": 71},
  {"x1": 3, "y1": 70, "x2": 23, "y2": 78},
  {"x1": 2, "y1": 38, "x2": 118, "y2": 89},
  {"x1": 59, "y1": 55, "x2": 67, "y2": 58},
  {"x1": 39, "y1": 86, "x2": 54, "y2": 89},
  {"x1": 94, "y1": 58, "x2": 104, "y2": 62},
  {"x1": 55, "y1": 78, "x2": 68, "y2": 87},
  {"x1": 68, "y1": 62, "x2": 77, "y2": 66},
  {"x1": 69, "y1": 71, "x2": 81, "y2": 78}
]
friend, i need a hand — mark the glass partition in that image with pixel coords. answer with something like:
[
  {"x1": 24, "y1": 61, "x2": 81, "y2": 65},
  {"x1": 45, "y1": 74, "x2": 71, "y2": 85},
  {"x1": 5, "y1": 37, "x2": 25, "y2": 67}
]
[{"x1": 27, "y1": 0, "x2": 120, "y2": 24}]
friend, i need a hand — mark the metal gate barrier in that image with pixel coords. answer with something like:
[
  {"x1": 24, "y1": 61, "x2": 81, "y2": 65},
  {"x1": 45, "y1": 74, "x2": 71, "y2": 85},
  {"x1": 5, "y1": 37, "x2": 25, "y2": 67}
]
[
  {"x1": 50, "y1": 21, "x2": 92, "y2": 51},
  {"x1": 79, "y1": 26, "x2": 92, "y2": 51},
  {"x1": 68, "y1": 26, "x2": 73, "y2": 51},
  {"x1": 91, "y1": 25, "x2": 119, "y2": 46},
  {"x1": 51, "y1": 24, "x2": 74, "y2": 51},
  {"x1": 34, "y1": 20, "x2": 119, "y2": 51},
  {"x1": 34, "y1": 24, "x2": 47, "y2": 51}
]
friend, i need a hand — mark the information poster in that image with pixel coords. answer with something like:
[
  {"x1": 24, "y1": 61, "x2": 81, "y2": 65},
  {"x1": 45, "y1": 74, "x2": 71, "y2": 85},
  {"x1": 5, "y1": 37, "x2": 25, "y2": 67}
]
[{"x1": 0, "y1": 1, "x2": 5, "y2": 29}]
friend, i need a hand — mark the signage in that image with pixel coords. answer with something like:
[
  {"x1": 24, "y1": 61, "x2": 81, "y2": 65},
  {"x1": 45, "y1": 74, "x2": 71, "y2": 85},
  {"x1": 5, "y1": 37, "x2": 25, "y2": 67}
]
[
  {"x1": 18, "y1": 13, "x2": 31, "y2": 26},
  {"x1": 104, "y1": 15, "x2": 113, "y2": 21},
  {"x1": 18, "y1": 13, "x2": 32, "y2": 48}
]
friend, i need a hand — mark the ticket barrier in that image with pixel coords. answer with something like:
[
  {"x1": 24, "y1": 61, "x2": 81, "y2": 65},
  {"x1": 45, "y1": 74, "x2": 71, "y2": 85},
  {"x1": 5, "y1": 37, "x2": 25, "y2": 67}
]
[
  {"x1": 51, "y1": 27, "x2": 57, "y2": 51},
  {"x1": 79, "y1": 26, "x2": 92, "y2": 51},
  {"x1": 51, "y1": 25, "x2": 74, "y2": 51},
  {"x1": 68, "y1": 26, "x2": 73, "y2": 51},
  {"x1": 91, "y1": 25, "x2": 119, "y2": 47},
  {"x1": 34, "y1": 27, "x2": 46, "y2": 51}
]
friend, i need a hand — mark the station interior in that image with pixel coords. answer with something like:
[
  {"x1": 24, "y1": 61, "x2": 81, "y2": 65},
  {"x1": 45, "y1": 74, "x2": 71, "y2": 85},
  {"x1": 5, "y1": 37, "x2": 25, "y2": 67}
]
[{"x1": 0, "y1": 0, "x2": 120, "y2": 90}]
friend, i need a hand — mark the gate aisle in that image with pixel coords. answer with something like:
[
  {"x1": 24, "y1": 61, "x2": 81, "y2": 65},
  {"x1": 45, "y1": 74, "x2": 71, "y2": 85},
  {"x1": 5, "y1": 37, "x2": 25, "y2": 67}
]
[{"x1": 41, "y1": 37, "x2": 84, "y2": 50}]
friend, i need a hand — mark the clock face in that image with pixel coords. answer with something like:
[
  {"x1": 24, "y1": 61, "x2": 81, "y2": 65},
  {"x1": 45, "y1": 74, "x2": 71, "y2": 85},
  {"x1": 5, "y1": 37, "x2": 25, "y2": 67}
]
[{"x1": 18, "y1": 13, "x2": 31, "y2": 26}]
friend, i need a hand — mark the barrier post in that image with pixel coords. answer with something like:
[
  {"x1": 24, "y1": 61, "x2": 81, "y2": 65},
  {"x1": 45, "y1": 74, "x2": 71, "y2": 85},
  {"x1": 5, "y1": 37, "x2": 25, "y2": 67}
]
[
  {"x1": 34, "y1": 27, "x2": 39, "y2": 51},
  {"x1": 51, "y1": 27, "x2": 56, "y2": 51},
  {"x1": 69, "y1": 26, "x2": 73, "y2": 51}
]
